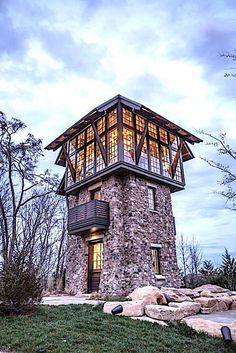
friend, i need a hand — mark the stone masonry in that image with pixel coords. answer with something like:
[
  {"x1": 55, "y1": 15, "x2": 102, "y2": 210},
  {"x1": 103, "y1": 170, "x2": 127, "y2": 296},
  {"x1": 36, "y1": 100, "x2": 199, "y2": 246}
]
[{"x1": 66, "y1": 174, "x2": 181, "y2": 295}]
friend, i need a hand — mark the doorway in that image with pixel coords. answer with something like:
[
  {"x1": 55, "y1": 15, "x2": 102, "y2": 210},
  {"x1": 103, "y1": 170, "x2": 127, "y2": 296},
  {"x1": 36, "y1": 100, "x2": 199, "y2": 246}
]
[{"x1": 88, "y1": 241, "x2": 103, "y2": 293}]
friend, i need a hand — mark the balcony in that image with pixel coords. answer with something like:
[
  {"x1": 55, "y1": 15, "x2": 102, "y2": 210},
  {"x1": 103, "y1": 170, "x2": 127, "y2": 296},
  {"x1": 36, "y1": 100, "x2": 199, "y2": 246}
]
[{"x1": 68, "y1": 200, "x2": 110, "y2": 234}]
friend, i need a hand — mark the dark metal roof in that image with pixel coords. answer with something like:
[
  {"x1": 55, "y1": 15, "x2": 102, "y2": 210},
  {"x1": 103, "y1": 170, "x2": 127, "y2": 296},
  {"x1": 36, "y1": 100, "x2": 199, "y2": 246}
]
[{"x1": 45, "y1": 94, "x2": 202, "y2": 151}]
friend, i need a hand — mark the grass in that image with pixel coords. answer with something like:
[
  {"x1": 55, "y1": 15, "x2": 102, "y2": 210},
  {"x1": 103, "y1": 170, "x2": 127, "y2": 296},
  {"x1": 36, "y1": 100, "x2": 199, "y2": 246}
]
[{"x1": 0, "y1": 305, "x2": 235, "y2": 353}]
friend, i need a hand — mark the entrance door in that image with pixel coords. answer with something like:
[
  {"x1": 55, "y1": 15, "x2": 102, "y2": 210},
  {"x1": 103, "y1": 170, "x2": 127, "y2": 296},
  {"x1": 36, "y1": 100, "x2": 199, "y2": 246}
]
[{"x1": 88, "y1": 241, "x2": 103, "y2": 293}]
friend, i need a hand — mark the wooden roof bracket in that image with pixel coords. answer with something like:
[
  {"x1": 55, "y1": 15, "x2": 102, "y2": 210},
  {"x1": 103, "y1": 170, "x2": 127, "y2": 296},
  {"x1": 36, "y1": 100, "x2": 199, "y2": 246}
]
[
  {"x1": 91, "y1": 122, "x2": 108, "y2": 166},
  {"x1": 171, "y1": 139, "x2": 183, "y2": 178},
  {"x1": 62, "y1": 144, "x2": 76, "y2": 182},
  {"x1": 135, "y1": 119, "x2": 148, "y2": 164}
]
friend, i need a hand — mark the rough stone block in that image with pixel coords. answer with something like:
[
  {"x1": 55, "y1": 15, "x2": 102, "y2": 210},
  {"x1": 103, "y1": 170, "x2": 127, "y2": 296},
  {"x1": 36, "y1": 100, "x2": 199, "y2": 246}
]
[
  {"x1": 103, "y1": 300, "x2": 145, "y2": 317},
  {"x1": 168, "y1": 301, "x2": 201, "y2": 316},
  {"x1": 194, "y1": 284, "x2": 229, "y2": 294},
  {"x1": 128, "y1": 286, "x2": 167, "y2": 305},
  {"x1": 145, "y1": 304, "x2": 184, "y2": 321}
]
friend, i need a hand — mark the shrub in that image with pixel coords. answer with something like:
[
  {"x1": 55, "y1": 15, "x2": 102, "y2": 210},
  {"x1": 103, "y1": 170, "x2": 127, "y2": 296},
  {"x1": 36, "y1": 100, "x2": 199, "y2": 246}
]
[{"x1": 0, "y1": 255, "x2": 43, "y2": 315}]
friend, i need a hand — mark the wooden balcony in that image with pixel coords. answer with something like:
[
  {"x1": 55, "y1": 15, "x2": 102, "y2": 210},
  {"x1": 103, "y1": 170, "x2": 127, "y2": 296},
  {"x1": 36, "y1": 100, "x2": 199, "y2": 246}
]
[{"x1": 68, "y1": 200, "x2": 110, "y2": 234}]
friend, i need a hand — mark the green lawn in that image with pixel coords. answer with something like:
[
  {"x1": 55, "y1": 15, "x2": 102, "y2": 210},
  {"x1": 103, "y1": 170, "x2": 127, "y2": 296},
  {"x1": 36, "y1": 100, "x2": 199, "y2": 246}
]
[{"x1": 0, "y1": 305, "x2": 235, "y2": 353}]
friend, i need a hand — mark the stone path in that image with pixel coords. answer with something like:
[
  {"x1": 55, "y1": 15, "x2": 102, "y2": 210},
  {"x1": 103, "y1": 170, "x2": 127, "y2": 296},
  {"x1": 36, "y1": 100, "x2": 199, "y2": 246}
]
[
  {"x1": 42, "y1": 295, "x2": 104, "y2": 306},
  {"x1": 187, "y1": 310, "x2": 236, "y2": 324}
]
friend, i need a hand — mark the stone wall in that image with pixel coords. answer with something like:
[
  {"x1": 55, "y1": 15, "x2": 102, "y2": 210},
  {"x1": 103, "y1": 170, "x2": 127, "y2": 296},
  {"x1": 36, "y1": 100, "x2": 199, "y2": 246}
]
[{"x1": 65, "y1": 174, "x2": 181, "y2": 295}]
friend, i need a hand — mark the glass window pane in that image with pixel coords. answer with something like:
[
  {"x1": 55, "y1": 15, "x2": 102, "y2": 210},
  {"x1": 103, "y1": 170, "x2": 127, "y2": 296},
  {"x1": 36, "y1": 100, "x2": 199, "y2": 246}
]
[
  {"x1": 93, "y1": 243, "x2": 103, "y2": 270},
  {"x1": 137, "y1": 133, "x2": 148, "y2": 169},
  {"x1": 87, "y1": 126, "x2": 94, "y2": 142},
  {"x1": 107, "y1": 128, "x2": 118, "y2": 165},
  {"x1": 67, "y1": 154, "x2": 75, "y2": 186},
  {"x1": 69, "y1": 138, "x2": 76, "y2": 154},
  {"x1": 150, "y1": 140, "x2": 160, "y2": 174},
  {"x1": 171, "y1": 150, "x2": 182, "y2": 182},
  {"x1": 136, "y1": 115, "x2": 145, "y2": 131},
  {"x1": 77, "y1": 132, "x2": 85, "y2": 149},
  {"x1": 123, "y1": 128, "x2": 135, "y2": 164},
  {"x1": 148, "y1": 122, "x2": 157, "y2": 139},
  {"x1": 76, "y1": 149, "x2": 84, "y2": 181},
  {"x1": 161, "y1": 145, "x2": 171, "y2": 177},
  {"x1": 96, "y1": 135, "x2": 106, "y2": 172},
  {"x1": 169, "y1": 133, "x2": 178, "y2": 149},
  {"x1": 107, "y1": 109, "x2": 117, "y2": 128},
  {"x1": 97, "y1": 117, "x2": 105, "y2": 135},
  {"x1": 148, "y1": 187, "x2": 155, "y2": 210},
  {"x1": 159, "y1": 128, "x2": 168, "y2": 144},
  {"x1": 123, "y1": 108, "x2": 133, "y2": 127},
  {"x1": 85, "y1": 143, "x2": 95, "y2": 176}
]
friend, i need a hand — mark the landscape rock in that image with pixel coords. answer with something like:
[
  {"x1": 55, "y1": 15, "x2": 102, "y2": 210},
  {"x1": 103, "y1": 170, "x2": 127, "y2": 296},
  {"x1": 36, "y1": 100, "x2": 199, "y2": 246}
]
[
  {"x1": 183, "y1": 318, "x2": 236, "y2": 340},
  {"x1": 161, "y1": 287, "x2": 193, "y2": 303},
  {"x1": 145, "y1": 304, "x2": 184, "y2": 321},
  {"x1": 194, "y1": 284, "x2": 229, "y2": 294},
  {"x1": 128, "y1": 286, "x2": 167, "y2": 305},
  {"x1": 168, "y1": 301, "x2": 201, "y2": 316},
  {"x1": 103, "y1": 300, "x2": 145, "y2": 317},
  {"x1": 130, "y1": 316, "x2": 168, "y2": 326},
  {"x1": 231, "y1": 301, "x2": 236, "y2": 310},
  {"x1": 175, "y1": 288, "x2": 200, "y2": 299},
  {"x1": 194, "y1": 297, "x2": 229, "y2": 314}
]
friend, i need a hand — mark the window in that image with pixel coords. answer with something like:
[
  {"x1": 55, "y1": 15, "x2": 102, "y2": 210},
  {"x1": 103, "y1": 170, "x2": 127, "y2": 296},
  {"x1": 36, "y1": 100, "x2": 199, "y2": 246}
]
[
  {"x1": 159, "y1": 128, "x2": 168, "y2": 144},
  {"x1": 76, "y1": 149, "x2": 84, "y2": 181},
  {"x1": 151, "y1": 247, "x2": 161, "y2": 274},
  {"x1": 148, "y1": 122, "x2": 157, "y2": 139},
  {"x1": 97, "y1": 117, "x2": 105, "y2": 135},
  {"x1": 107, "y1": 128, "x2": 118, "y2": 165},
  {"x1": 67, "y1": 154, "x2": 75, "y2": 187},
  {"x1": 77, "y1": 132, "x2": 85, "y2": 149},
  {"x1": 85, "y1": 143, "x2": 94, "y2": 176},
  {"x1": 96, "y1": 135, "x2": 105, "y2": 172},
  {"x1": 91, "y1": 188, "x2": 101, "y2": 200},
  {"x1": 107, "y1": 109, "x2": 117, "y2": 128},
  {"x1": 169, "y1": 133, "x2": 178, "y2": 149},
  {"x1": 161, "y1": 145, "x2": 171, "y2": 177},
  {"x1": 149, "y1": 140, "x2": 160, "y2": 174},
  {"x1": 136, "y1": 115, "x2": 145, "y2": 131},
  {"x1": 148, "y1": 187, "x2": 155, "y2": 210},
  {"x1": 86, "y1": 126, "x2": 94, "y2": 142},
  {"x1": 69, "y1": 138, "x2": 76, "y2": 155},
  {"x1": 123, "y1": 108, "x2": 133, "y2": 127},
  {"x1": 137, "y1": 133, "x2": 148, "y2": 169},
  {"x1": 92, "y1": 242, "x2": 103, "y2": 270},
  {"x1": 171, "y1": 150, "x2": 182, "y2": 182},
  {"x1": 123, "y1": 127, "x2": 135, "y2": 164}
]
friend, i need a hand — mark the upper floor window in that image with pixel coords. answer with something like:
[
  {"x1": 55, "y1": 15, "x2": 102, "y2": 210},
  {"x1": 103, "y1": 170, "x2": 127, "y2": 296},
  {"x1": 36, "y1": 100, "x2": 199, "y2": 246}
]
[
  {"x1": 108, "y1": 109, "x2": 117, "y2": 128},
  {"x1": 148, "y1": 187, "x2": 156, "y2": 210},
  {"x1": 91, "y1": 188, "x2": 101, "y2": 200},
  {"x1": 123, "y1": 108, "x2": 133, "y2": 127},
  {"x1": 123, "y1": 128, "x2": 135, "y2": 164}
]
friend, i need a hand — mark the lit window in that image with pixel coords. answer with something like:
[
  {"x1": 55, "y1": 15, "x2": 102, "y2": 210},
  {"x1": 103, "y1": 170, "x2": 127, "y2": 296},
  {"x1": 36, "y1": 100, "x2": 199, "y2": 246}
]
[
  {"x1": 149, "y1": 140, "x2": 160, "y2": 174},
  {"x1": 151, "y1": 247, "x2": 161, "y2": 274},
  {"x1": 171, "y1": 150, "x2": 182, "y2": 182},
  {"x1": 123, "y1": 108, "x2": 133, "y2": 127},
  {"x1": 85, "y1": 143, "x2": 95, "y2": 176},
  {"x1": 96, "y1": 135, "x2": 105, "y2": 172},
  {"x1": 69, "y1": 138, "x2": 76, "y2": 155},
  {"x1": 91, "y1": 188, "x2": 101, "y2": 200},
  {"x1": 107, "y1": 128, "x2": 118, "y2": 165},
  {"x1": 123, "y1": 128, "x2": 135, "y2": 164},
  {"x1": 161, "y1": 145, "x2": 171, "y2": 177},
  {"x1": 67, "y1": 154, "x2": 75, "y2": 187},
  {"x1": 159, "y1": 128, "x2": 168, "y2": 144},
  {"x1": 87, "y1": 126, "x2": 94, "y2": 142},
  {"x1": 136, "y1": 115, "x2": 145, "y2": 131},
  {"x1": 148, "y1": 187, "x2": 155, "y2": 210},
  {"x1": 77, "y1": 132, "x2": 85, "y2": 149},
  {"x1": 93, "y1": 242, "x2": 103, "y2": 270},
  {"x1": 107, "y1": 109, "x2": 117, "y2": 128},
  {"x1": 76, "y1": 149, "x2": 84, "y2": 181},
  {"x1": 137, "y1": 133, "x2": 148, "y2": 169},
  {"x1": 169, "y1": 133, "x2": 178, "y2": 149},
  {"x1": 148, "y1": 122, "x2": 157, "y2": 139},
  {"x1": 97, "y1": 117, "x2": 105, "y2": 135}
]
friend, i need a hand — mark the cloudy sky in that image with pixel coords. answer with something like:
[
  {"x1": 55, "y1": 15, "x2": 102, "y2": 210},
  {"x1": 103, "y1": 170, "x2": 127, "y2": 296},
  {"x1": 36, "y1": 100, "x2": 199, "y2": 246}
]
[{"x1": 1, "y1": 0, "x2": 236, "y2": 263}]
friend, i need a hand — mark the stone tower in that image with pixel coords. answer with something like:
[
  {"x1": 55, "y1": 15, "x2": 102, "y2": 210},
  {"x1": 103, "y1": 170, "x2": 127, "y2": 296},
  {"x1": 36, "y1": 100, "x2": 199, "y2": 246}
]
[{"x1": 46, "y1": 95, "x2": 202, "y2": 295}]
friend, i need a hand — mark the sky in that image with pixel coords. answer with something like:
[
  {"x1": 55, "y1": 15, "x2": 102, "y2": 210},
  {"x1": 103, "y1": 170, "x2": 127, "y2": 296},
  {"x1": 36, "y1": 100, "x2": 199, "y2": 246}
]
[{"x1": 0, "y1": 0, "x2": 236, "y2": 264}]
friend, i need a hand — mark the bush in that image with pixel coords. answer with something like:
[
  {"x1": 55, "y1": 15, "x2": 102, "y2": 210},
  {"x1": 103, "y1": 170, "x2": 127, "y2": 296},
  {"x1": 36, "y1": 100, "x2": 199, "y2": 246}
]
[{"x1": 0, "y1": 255, "x2": 43, "y2": 315}]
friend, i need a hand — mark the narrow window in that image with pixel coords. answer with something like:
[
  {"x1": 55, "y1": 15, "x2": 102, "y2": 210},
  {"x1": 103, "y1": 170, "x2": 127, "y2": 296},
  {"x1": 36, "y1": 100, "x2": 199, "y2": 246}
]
[
  {"x1": 123, "y1": 127, "x2": 135, "y2": 164},
  {"x1": 161, "y1": 145, "x2": 171, "y2": 178},
  {"x1": 67, "y1": 154, "x2": 75, "y2": 187},
  {"x1": 149, "y1": 140, "x2": 160, "y2": 174},
  {"x1": 107, "y1": 109, "x2": 117, "y2": 128},
  {"x1": 96, "y1": 135, "x2": 105, "y2": 172},
  {"x1": 97, "y1": 117, "x2": 105, "y2": 135},
  {"x1": 85, "y1": 143, "x2": 95, "y2": 176},
  {"x1": 76, "y1": 149, "x2": 84, "y2": 181},
  {"x1": 151, "y1": 247, "x2": 161, "y2": 274},
  {"x1": 107, "y1": 128, "x2": 118, "y2": 165},
  {"x1": 137, "y1": 133, "x2": 148, "y2": 169},
  {"x1": 148, "y1": 187, "x2": 155, "y2": 210},
  {"x1": 69, "y1": 138, "x2": 76, "y2": 155},
  {"x1": 77, "y1": 132, "x2": 85, "y2": 149},
  {"x1": 148, "y1": 122, "x2": 157, "y2": 139},
  {"x1": 122, "y1": 108, "x2": 133, "y2": 127},
  {"x1": 159, "y1": 128, "x2": 168, "y2": 144},
  {"x1": 136, "y1": 115, "x2": 145, "y2": 132},
  {"x1": 91, "y1": 188, "x2": 101, "y2": 200},
  {"x1": 86, "y1": 126, "x2": 94, "y2": 142}
]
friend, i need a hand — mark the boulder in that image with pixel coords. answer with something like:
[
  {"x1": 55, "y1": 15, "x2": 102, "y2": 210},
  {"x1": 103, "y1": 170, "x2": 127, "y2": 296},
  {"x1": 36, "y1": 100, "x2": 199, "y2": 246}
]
[
  {"x1": 130, "y1": 316, "x2": 168, "y2": 326},
  {"x1": 145, "y1": 304, "x2": 184, "y2": 321},
  {"x1": 128, "y1": 286, "x2": 167, "y2": 305},
  {"x1": 183, "y1": 318, "x2": 236, "y2": 340},
  {"x1": 194, "y1": 284, "x2": 229, "y2": 294},
  {"x1": 194, "y1": 297, "x2": 229, "y2": 314},
  {"x1": 175, "y1": 288, "x2": 200, "y2": 299},
  {"x1": 103, "y1": 300, "x2": 145, "y2": 317},
  {"x1": 231, "y1": 301, "x2": 236, "y2": 310},
  {"x1": 168, "y1": 301, "x2": 201, "y2": 316},
  {"x1": 161, "y1": 288, "x2": 193, "y2": 303}
]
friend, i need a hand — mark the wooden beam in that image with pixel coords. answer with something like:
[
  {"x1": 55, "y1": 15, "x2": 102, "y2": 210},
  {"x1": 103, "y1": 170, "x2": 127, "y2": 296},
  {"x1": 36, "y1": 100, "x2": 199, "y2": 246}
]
[
  {"x1": 91, "y1": 122, "x2": 107, "y2": 166},
  {"x1": 135, "y1": 119, "x2": 148, "y2": 164},
  {"x1": 171, "y1": 139, "x2": 183, "y2": 178},
  {"x1": 62, "y1": 144, "x2": 76, "y2": 182}
]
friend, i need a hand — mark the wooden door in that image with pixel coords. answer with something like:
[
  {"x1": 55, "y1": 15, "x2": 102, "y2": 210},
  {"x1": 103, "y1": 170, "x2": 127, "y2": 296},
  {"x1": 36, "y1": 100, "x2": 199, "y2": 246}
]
[{"x1": 88, "y1": 241, "x2": 103, "y2": 293}]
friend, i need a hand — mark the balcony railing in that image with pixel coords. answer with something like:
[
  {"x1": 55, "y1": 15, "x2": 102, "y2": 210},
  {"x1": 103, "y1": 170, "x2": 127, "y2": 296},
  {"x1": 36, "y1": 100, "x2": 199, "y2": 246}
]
[{"x1": 68, "y1": 199, "x2": 110, "y2": 234}]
